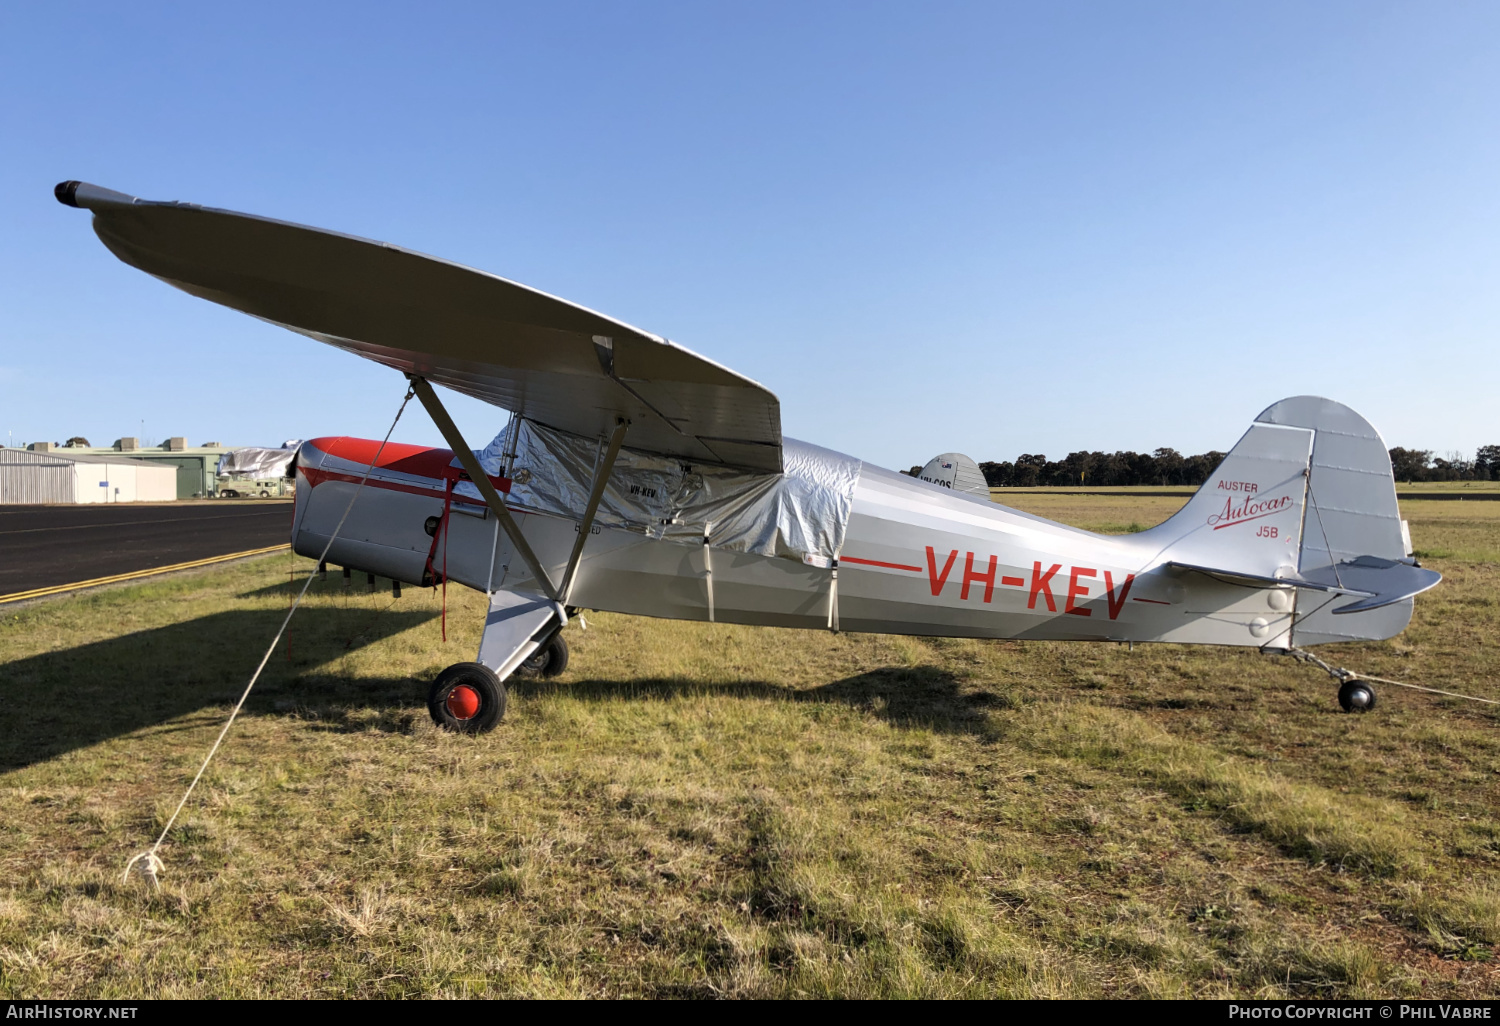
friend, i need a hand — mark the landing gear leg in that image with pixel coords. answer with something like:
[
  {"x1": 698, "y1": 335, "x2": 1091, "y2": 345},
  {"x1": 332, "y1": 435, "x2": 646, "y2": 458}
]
[
  {"x1": 1285, "y1": 648, "x2": 1379, "y2": 715},
  {"x1": 1338, "y1": 679, "x2": 1377, "y2": 713}
]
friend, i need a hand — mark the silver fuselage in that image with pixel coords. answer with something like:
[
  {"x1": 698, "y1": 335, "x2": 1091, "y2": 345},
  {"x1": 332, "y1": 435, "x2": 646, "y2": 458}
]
[{"x1": 292, "y1": 437, "x2": 1414, "y2": 651}]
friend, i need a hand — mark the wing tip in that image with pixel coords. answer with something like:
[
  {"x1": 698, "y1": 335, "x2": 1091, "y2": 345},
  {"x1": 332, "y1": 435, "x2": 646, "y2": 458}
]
[{"x1": 53, "y1": 180, "x2": 139, "y2": 212}]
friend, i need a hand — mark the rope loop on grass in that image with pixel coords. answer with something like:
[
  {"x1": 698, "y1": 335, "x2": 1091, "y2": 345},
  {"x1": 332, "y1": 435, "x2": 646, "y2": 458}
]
[
  {"x1": 122, "y1": 850, "x2": 164, "y2": 889},
  {"x1": 122, "y1": 383, "x2": 416, "y2": 888}
]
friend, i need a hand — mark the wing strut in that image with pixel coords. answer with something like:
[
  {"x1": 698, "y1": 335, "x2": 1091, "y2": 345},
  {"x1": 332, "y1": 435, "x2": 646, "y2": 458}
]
[
  {"x1": 409, "y1": 376, "x2": 560, "y2": 601},
  {"x1": 560, "y1": 418, "x2": 629, "y2": 606}
]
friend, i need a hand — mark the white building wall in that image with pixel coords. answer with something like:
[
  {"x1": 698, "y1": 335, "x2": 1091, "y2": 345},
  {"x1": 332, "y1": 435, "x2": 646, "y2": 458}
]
[
  {"x1": 69, "y1": 461, "x2": 176, "y2": 502},
  {"x1": 136, "y1": 464, "x2": 176, "y2": 501},
  {"x1": 74, "y1": 462, "x2": 129, "y2": 502},
  {"x1": 77, "y1": 462, "x2": 105, "y2": 503}
]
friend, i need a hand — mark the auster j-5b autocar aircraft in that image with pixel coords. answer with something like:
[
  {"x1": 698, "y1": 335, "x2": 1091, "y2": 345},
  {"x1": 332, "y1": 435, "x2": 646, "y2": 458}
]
[{"x1": 56, "y1": 181, "x2": 1441, "y2": 730}]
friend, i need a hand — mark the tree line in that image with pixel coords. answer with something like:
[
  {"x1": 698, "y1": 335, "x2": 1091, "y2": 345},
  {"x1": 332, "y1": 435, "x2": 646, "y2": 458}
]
[
  {"x1": 975, "y1": 449, "x2": 1227, "y2": 488},
  {"x1": 1388, "y1": 446, "x2": 1500, "y2": 483},
  {"x1": 959, "y1": 444, "x2": 1500, "y2": 488}
]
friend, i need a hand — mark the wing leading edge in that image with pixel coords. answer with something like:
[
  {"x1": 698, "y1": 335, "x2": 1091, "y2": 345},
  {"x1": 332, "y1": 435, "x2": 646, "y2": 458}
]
[{"x1": 55, "y1": 181, "x2": 782, "y2": 473}]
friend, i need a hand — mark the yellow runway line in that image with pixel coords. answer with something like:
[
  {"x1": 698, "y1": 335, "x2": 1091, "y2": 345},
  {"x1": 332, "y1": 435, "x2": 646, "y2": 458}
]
[{"x1": 0, "y1": 544, "x2": 291, "y2": 605}]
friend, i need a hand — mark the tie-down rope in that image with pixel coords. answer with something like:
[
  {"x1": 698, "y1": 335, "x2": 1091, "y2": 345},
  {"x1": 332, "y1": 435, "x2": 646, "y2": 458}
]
[
  {"x1": 1284, "y1": 647, "x2": 1498, "y2": 707},
  {"x1": 124, "y1": 385, "x2": 416, "y2": 888}
]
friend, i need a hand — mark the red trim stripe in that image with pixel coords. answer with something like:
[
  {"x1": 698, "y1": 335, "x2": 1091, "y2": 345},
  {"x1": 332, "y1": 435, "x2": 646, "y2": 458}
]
[
  {"x1": 304, "y1": 436, "x2": 511, "y2": 491},
  {"x1": 1132, "y1": 597, "x2": 1171, "y2": 605},
  {"x1": 841, "y1": 555, "x2": 922, "y2": 573},
  {"x1": 300, "y1": 467, "x2": 493, "y2": 507}
]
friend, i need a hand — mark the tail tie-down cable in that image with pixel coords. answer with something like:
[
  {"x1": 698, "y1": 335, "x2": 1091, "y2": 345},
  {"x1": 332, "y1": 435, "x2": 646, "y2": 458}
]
[
  {"x1": 124, "y1": 384, "x2": 415, "y2": 888},
  {"x1": 1284, "y1": 647, "x2": 1498, "y2": 707}
]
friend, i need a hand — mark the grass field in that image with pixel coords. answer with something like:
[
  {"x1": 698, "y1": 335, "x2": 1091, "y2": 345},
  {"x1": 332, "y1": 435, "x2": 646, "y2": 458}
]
[{"x1": 1, "y1": 493, "x2": 1497, "y2": 998}]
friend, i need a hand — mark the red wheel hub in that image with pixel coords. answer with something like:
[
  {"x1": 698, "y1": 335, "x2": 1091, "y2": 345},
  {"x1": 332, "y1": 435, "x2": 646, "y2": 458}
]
[{"x1": 445, "y1": 684, "x2": 481, "y2": 720}]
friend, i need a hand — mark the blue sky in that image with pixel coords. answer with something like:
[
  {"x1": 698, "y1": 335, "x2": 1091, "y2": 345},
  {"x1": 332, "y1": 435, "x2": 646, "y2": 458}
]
[{"x1": 2, "y1": 1, "x2": 1496, "y2": 468}]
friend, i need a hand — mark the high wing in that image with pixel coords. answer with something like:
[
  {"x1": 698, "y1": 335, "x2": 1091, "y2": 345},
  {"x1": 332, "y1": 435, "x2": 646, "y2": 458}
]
[{"x1": 56, "y1": 181, "x2": 782, "y2": 472}]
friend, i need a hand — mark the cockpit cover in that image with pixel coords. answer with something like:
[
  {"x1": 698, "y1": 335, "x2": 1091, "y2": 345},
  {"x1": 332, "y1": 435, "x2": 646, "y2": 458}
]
[
  {"x1": 468, "y1": 419, "x2": 860, "y2": 562},
  {"x1": 216, "y1": 446, "x2": 296, "y2": 479}
]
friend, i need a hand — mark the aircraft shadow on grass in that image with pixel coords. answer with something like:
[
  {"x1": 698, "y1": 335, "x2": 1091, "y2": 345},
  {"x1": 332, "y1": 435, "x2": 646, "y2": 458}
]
[
  {"x1": 285, "y1": 664, "x2": 998, "y2": 740},
  {"x1": 517, "y1": 664, "x2": 1004, "y2": 738},
  {"x1": 0, "y1": 606, "x2": 437, "y2": 772},
  {"x1": 235, "y1": 576, "x2": 420, "y2": 602},
  {"x1": 1, "y1": 601, "x2": 997, "y2": 772}
]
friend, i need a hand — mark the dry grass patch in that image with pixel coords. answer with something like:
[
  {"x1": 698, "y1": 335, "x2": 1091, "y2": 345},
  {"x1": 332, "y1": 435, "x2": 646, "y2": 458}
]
[{"x1": 1, "y1": 495, "x2": 1498, "y2": 997}]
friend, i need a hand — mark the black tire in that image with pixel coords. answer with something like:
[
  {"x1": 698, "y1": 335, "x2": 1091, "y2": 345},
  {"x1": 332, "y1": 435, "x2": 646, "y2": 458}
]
[
  {"x1": 516, "y1": 633, "x2": 569, "y2": 679},
  {"x1": 1338, "y1": 680, "x2": 1377, "y2": 713},
  {"x1": 428, "y1": 662, "x2": 507, "y2": 733}
]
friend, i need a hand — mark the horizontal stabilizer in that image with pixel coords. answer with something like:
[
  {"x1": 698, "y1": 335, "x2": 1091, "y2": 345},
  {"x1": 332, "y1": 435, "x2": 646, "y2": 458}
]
[
  {"x1": 1303, "y1": 556, "x2": 1442, "y2": 614},
  {"x1": 1167, "y1": 556, "x2": 1440, "y2": 615},
  {"x1": 1166, "y1": 562, "x2": 1342, "y2": 594}
]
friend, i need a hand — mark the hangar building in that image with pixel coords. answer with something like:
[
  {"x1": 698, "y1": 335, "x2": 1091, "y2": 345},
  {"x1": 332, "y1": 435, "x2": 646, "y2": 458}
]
[
  {"x1": 0, "y1": 447, "x2": 178, "y2": 504},
  {"x1": 30, "y1": 438, "x2": 226, "y2": 498}
]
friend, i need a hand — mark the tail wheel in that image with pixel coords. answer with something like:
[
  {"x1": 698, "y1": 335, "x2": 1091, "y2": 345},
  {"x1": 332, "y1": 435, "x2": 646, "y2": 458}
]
[
  {"x1": 517, "y1": 633, "x2": 569, "y2": 679},
  {"x1": 428, "y1": 662, "x2": 507, "y2": 733},
  {"x1": 1338, "y1": 680, "x2": 1377, "y2": 713}
]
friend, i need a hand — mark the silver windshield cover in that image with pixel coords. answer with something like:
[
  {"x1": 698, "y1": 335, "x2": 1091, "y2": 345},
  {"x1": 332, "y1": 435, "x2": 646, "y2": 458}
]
[{"x1": 467, "y1": 419, "x2": 860, "y2": 562}]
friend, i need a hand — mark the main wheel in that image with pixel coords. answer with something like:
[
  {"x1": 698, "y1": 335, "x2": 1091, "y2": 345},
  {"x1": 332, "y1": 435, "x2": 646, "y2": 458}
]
[
  {"x1": 1338, "y1": 679, "x2": 1377, "y2": 713},
  {"x1": 516, "y1": 633, "x2": 569, "y2": 679},
  {"x1": 428, "y1": 662, "x2": 507, "y2": 733}
]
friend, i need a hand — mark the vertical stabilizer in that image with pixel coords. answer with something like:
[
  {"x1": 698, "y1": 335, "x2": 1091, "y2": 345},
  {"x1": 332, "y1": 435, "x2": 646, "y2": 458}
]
[
  {"x1": 917, "y1": 452, "x2": 990, "y2": 497},
  {"x1": 1255, "y1": 397, "x2": 1405, "y2": 571},
  {"x1": 1137, "y1": 422, "x2": 1313, "y2": 581},
  {"x1": 1136, "y1": 396, "x2": 1421, "y2": 646}
]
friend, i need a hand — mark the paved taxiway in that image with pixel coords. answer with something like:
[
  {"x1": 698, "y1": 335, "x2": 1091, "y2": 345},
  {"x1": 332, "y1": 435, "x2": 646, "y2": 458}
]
[{"x1": 0, "y1": 501, "x2": 294, "y2": 600}]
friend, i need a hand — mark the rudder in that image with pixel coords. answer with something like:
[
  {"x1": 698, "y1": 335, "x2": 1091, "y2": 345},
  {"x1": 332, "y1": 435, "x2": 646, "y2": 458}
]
[{"x1": 1255, "y1": 396, "x2": 1415, "y2": 645}]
